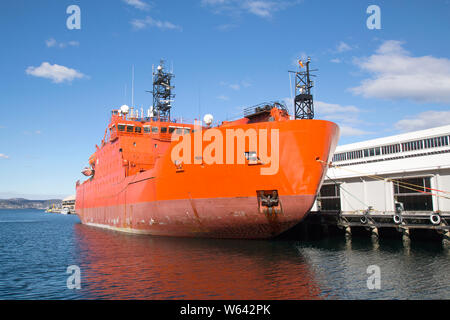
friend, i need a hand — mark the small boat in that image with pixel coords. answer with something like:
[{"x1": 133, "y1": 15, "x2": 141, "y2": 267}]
[{"x1": 45, "y1": 204, "x2": 61, "y2": 213}]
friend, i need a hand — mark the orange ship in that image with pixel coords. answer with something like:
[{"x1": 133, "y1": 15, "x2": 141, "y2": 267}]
[{"x1": 75, "y1": 60, "x2": 339, "y2": 239}]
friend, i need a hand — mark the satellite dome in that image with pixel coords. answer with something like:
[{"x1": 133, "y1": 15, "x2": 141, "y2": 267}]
[
  {"x1": 203, "y1": 114, "x2": 214, "y2": 126},
  {"x1": 120, "y1": 105, "x2": 130, "y2": 114}
]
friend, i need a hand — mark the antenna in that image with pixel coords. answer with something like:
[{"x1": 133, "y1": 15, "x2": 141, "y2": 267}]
[
  {"x1": 124, "y1": 83, "x2": 127, "y2": 105},
  {"x1": 289, "y1": 57, "x2": 317, "y2": 119},
  {"x1": 131, "y1": 65, "x2": 135, "y2": 108},
  {"x1": 289, "y1": 72, "x2": 294, "y2": 116},
  {"x1": 198, "y1": 86, "x2": 201, "y2": 121}
]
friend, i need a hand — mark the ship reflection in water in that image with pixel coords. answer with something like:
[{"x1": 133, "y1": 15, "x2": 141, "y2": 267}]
[
  {"x1": 73, "y1": 223, "x2": 450, "y2": 300},
  {"x1": 73, "y1": 224, "x2": 322, "y2": 299},
  {"x1": 1, "y1": 211, "x2": 449, "y2": 299}
]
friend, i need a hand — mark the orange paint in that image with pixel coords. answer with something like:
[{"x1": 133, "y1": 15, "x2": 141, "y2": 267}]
[{"x1": 75, "y1": 107, "x2": 339, "y2": 239}]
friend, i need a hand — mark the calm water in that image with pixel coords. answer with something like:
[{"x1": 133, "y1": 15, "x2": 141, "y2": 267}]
[{"x1": 0, "y1": 209, "x2": 449, "y2": 300}]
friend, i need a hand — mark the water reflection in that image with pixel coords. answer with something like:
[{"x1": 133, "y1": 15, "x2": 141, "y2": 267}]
[
  {"x1": 73, "y1": 224, "x2": 322, "y2": 299},
  {"x1": 295, "y1": 237, "x2": 450, "y2": 299},
  {"x1": 72, "y1": 222, "x2": 450, "y2": 300}
]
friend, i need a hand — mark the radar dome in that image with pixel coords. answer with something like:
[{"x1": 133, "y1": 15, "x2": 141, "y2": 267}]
[
  {"x1": 203, "y1": 114, "x2": 214, "y2": 126},
  {"x1": 120, "y1": 105, "x2": 130, "y2": 114}
]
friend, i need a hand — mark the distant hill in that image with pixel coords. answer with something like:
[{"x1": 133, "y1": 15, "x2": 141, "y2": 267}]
[{"x1": 0, "y1": 198, "x2": 62, "y2": 210}]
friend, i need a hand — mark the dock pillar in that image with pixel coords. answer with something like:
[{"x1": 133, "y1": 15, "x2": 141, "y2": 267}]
[
  {"x1": 345, "y1": 225, "x2": 352, "y2": 238},
  {"x1": 443, "y1": 230, "x2": 450, "y2": 246},
  {"x1": 371, "y1": 227, "x2": 379, "y2": 238},
  {"x1": 402, "y1": 228, "x2": 411, "y2": 242}
]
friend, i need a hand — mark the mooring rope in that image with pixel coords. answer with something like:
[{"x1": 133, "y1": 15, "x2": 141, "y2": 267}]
[{"x1": 317, "y1": 159, "x2": 450, "y2": 200}]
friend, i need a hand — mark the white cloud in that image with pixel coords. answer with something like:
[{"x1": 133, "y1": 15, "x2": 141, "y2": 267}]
[
  {"x1": 336, "y1": 41, "x2": 352, "y2": 53},
  {"x1": 241, "y1": 80, "x2": 251, "y2": 88},
  {"x1": 315, "y1": 101, "x2": 359, "y2": 114},
  {"x1": 242, "y1": 1, "x2": 276, "y2": 17},
  {"x1": 330, "y1": 58, "x2": 342, "y2": 63},
  {"x1": 23, "y1": 130, "x2": 43, "y2": 135},
  {"x1": 202, "y1": 0, "x2": 228, "y2": 4},
  {"x1": 123, "y1": 0, "x2": 151, "y2": 10},
  {"x1": 26, "y1": 62, "x2": 85, "y2": 83},
  {"x1": 220, "y1": 80, "x2": 251, "y2": 90},
  {"x1": 281, "y1": 98, "x2": 370, "y2": 137},
  {"x1": 314, "y1": 101, "x2": 363, "y2": 125},
  {"x1": 0, "y1": 154, "x2": 9, "y2": 159},
  {"x1": 216, "y1": 23, "x2": 237, "y2": 31},
  {"x1": 45, "y1": 38, "x2": 56, "y2": 47},
  {"x1": 217, "y1": 95, "x2": 229, "y2": 101},
  {"x1": 45, "y1": 38, "x2": 79, "y2": 48},
  {"x1": 395, "y1": 110, "x2": 450, "y2": 132},
  {"x1": 67, "y1": 41, "x2": 80, "y2": 47},
  {"x1": 131, "y1": 16, "x2": 182, "y2": 31},
  {"x1": 351, "y1": 40, "x2": 450, "y2": 103},
  {"x1": 339, "y1": 126, "x2": 373, "y2": 137},
  {"x1": 201, "y1": 0, "x2": 299, "y2": 19}
]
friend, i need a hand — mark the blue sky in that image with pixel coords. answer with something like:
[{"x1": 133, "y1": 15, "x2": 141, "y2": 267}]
[{"x1": 1, "y1": 0, "x2": 450, "y2": 199}]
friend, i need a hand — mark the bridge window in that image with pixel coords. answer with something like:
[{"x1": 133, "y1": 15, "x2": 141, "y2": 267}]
[
  {"x1": 143, "y1": 126, "x2": 151, "y2": 133},
  {"x1": 118, "y1": 125, "x2": 125, "y2": 131},
  {"x1": 152, "y1": 127, "x2": 158, "y2": 133},
  {"x1": 184, "y1": 128, "x2": 191, "y2": 135},
  {"x1": 127, "y1": 126, "x2": 134, "y2": 132},
  {"x1": 161, "y1": 127, "x2": 167, "y2": 133},
  {"x1": 135, "y1": 127, "x2": 142, "y2": 133},
  {"x1": 176, "y1": 128, "x2": 182, "y2": 134},
  {"x1": 169, "y1": 127, "x2": 175, "y2": 134}
]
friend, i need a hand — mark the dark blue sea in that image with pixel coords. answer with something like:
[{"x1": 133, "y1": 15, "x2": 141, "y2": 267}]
[{"x1": 0, "y1": 209, "x2": 448, "y2": 299}]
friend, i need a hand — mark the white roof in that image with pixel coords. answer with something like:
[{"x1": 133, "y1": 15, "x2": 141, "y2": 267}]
[{"x1": 336, "y1": 125, "x2": 450, "y2": 153}]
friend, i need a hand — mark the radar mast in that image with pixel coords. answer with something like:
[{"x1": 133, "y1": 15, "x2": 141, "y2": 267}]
[
  {"x1": 289, "y1": 57, "x2": 317, "y2": 119},
  {"x1": 151, "y1": 59, "x2": 175, "y2": 121}
]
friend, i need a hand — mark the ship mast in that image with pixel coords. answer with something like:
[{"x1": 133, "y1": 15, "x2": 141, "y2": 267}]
[
  {"x1": 290, "y1": 57, "x2": 317, "y2": 119},
  {"x1": 150, "y1": 59, "x2": 175, "y2": 122}
]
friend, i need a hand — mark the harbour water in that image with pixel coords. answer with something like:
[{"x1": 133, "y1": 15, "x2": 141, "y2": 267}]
[{"x1": 0, "y1": 209, "x2": 449, "y2": 300}]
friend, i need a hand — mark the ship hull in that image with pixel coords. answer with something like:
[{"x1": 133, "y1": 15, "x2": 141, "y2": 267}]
[
  {"x1": 76, "y1": 119, "x2": 339, "y2": 239},
  {"x1": 79, "y1": 194, "x2": 314, "y2": 239}
]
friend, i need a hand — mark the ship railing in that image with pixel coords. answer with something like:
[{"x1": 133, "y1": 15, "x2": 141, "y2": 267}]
[
  {"x1": 126, "y1": 116, "x2": 199, "y2": 125},
  {"x1": 243, "y1": 101, "x2": 288, "y2": 117}
]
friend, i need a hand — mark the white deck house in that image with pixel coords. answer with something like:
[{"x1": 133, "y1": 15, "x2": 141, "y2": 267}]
[
  {"x1": 313, "y1": 125, "x2": 450, "y2": 215},
  {"x1": 62, "y1": 195, "x2": 76, "y2": 214}
]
